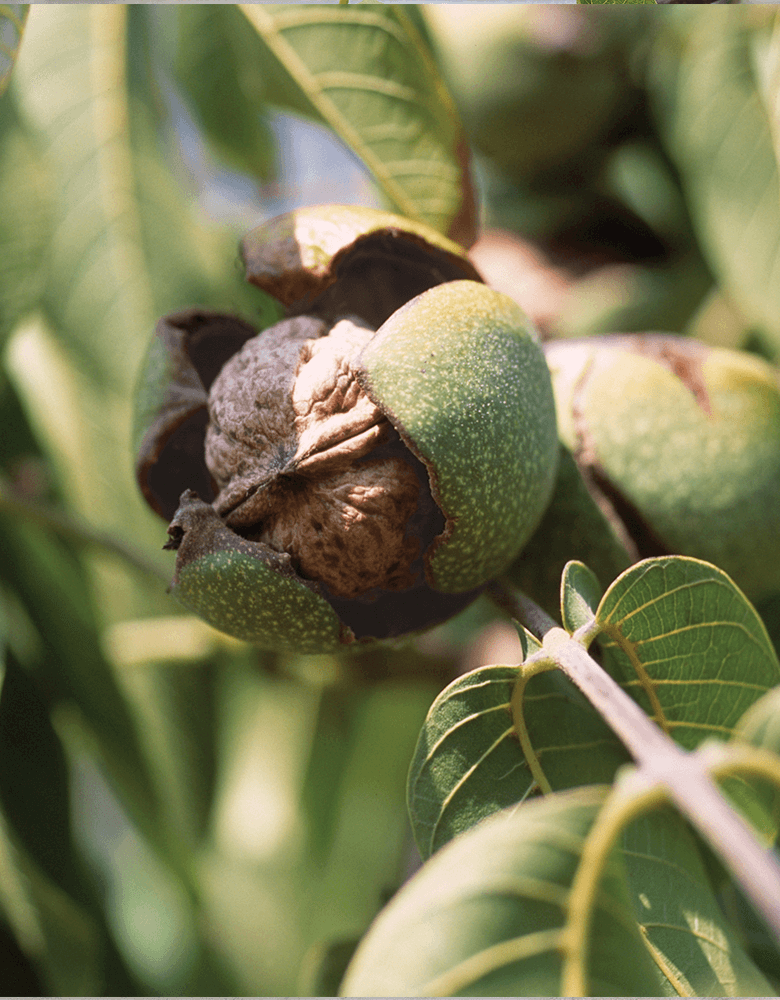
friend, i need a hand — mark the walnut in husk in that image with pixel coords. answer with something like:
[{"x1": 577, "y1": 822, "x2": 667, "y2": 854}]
[{"x1": 134, "y1": 206, "x2": 559, "y2": 652}]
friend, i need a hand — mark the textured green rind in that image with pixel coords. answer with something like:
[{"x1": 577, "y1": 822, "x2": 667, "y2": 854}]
[
  {"x1": 359, "y1": 280, "x2": 559, "y2": 593},
  {"x1": 166, "y1": 494, "x2": 349, "y2": 652},
  {"x1": 548, "y1": 339, "x2": 780, "y2": 603},
  {"x1": 172, "y1": 550, "x2": 347, "y2": 653}
]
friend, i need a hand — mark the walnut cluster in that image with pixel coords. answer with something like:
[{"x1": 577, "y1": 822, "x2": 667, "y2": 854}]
[{"x1": 204, "y1": 316, "x2": 429, "y2": 598}]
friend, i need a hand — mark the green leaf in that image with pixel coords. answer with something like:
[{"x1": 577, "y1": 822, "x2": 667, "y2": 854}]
[
  {"x1": 596, "y1": 557, "x2": 780, "y2": 749},
  {"x1": 0, "y1": 516, "x2": 162, "y2": 847},
  {"x1": 407, "y1": 665, "x2": 528, "y2": 860},
  {"x1": 0, "y1": 654, "x2": 139, "y2": 996},
  {"x1": 736, "y1": 684, "x2": 780, "y2": 755},
  {"x1": 579, "y1": 0, "x2": 656, "y2": 5},
  {"x1": 725, "y1": 685, "x2": 780, "y2": 847},
  {"x1": 407, "y1": 664, "x2": 630, "y2": 860},
  {"x1": 342, "y1": 788, "x2": 662, "y2": 997},
  {"x1": 237, "y1": 3, "x2": 474, "y2": 242},
  {"x1": 658, "y1": 16, "x2": 780, "y2": 356},
  {"x1": 174, "y1": 4, "x2": 276, "y2": 182},
  {"x1": 12, "y1": 5, "x2": 251, "y2": 388},
  {"x1": 113, "y1": 654, "x2": 220, "y2": 848},
  {"x1": 622, "y1": 806, "x2": 775, "y2": 997},
  {"x1": 0, "y1": 91, "x2": 53, "y2": 346},
  {"x1": 561, "y1": 560, "x2": 602, "y2": 635},
  {"x1": 0, "y1": 4, "x2": 28, "y2": 97},
  {"x1": 0, "y1": 653, "x2": 80, "y2": 899}
]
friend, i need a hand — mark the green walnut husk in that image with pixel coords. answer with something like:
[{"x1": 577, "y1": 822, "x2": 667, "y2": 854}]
[
  {"x1": 135, "y1": 206, "x2": 559, "y2": 653},
  {"x1": 542, "y1": 334, "x2": 780, "y2": 605}
]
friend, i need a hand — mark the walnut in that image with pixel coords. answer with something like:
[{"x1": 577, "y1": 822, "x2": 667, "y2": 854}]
[{"x1": 204, "y1": 316, "x2": 428, "y2": 598}]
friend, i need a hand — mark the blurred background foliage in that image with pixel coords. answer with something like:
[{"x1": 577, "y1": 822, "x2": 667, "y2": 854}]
[{"x1": 0, "y1": 3, "x2": 779, "y2": 995}]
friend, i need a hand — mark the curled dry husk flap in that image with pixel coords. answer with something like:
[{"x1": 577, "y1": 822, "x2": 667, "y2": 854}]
[{"x1": 240, "y1": 204, "x2": 481, "y2": 327}]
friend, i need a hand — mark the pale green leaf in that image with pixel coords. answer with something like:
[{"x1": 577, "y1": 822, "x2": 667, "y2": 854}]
[
  {"x1": 0, "y1": 92, "x2": 53, "y2": 344},
  {"x1": 736, "y1": 684, "x2": 780, "y2": 754},
  {"x1": 726, "y1": 685, "x2": 780, "y2": 846},
  {"x1": 237, "y1": 3, "x2": 474, "y2": 242},
  {"x1": 174, "y1": 4, "x2": 276, "y2": 182},
  {"x1": 12, "y1": 5, "x2": 250, "y2": 388},
  {"x1": 342, "y1": 788, "x2": 662, "y2": 997},
  {"x1": 658, "y1": 15, "x2": 780, "y2": 356},
  {"x1": 0, "y1": 4, "x2": 27, "y2": 97},
  {"x1": 596, "y1": 557, "x2": 780, "y2": 749}
]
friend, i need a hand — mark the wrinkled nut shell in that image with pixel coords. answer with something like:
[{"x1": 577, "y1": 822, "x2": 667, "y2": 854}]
[{"x1": 203, "y1": 315, "x2": 434, "y2": 600}]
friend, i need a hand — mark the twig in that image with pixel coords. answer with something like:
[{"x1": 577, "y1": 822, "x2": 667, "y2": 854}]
[{"x1": 491, "y1": 580, "x2": 780, "y2": 943}]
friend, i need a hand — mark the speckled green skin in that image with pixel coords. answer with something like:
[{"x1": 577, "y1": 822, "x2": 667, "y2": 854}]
[
  {"x1": 547, "y1": 339, "x2": 780, "y2": 603},
  {"x1": 358, "y1": 281, "x2": 559, "y2": 594},
  {"x1": 168, "y1": 492, "x2": 349, "y2": 653}
]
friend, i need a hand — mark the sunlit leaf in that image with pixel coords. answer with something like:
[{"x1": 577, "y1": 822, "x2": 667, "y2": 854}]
[
  {"x1": 658, "y1": 15, "x2": 780, "y2": 356},
  {"x1": 0, "y1": 4, "x2": 27, "y2": 97},
  {"x1": 408, "y1": 663, "x2": 629, "y2": 859},
  {"x1": 725, "y1": 685, "x2": 780, "y2": 847},
  {"x1": 0, "y1": 92, "x2": 52, "y2": 345},
  {"x1": 12, "y1": 4, "x2": 254, "y2": 388},
  {"x1": 237, "y1": 3, "x2": 474, "y2": 243},
  {"x1": 596, "y1": 557, "x2": 780, "y2": 748},
  {"x1": 342, "y1": 788, "x2": 662, "y2": 997}
]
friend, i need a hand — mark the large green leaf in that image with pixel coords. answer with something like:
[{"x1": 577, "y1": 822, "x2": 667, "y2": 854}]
[
  {"x1": 0, "y1": 91, "x2": 52, "y2": 346},
  {"x1": 0, "y1": 516, "x2": 162, "y2": 848},
  {"x1": 237, "y1": 3, "x2": 474, "y2": 243},
  {"x1": 408, "y1": 662, "x2": 630, "y2": 860},
  {"x1": 174, "y1": 4, "x2": 276, "y2": 183},
  {"x1": 342, "y1": 788, "x2": 662, "y2": 997},
  {"x1": 596, "y1": 557, "x2": 780, "y2": 749},
  {"x1": 0, "y1": 4, "x2": 27, "y2": 96},
  {"x1": 621, "y1": 807, "x2": 775, "y2": 996},
  {"x1": 656, "y1": 14, "x2": 780, "y2": 357},
  {"x1": 11, "y1": 4, "x2": 255, "y2": 388},
  {"x1": 0, "y1": 653, "x2": 139, "y2": 996}
]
